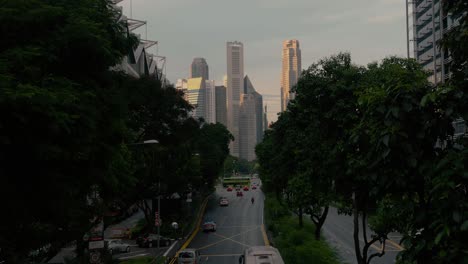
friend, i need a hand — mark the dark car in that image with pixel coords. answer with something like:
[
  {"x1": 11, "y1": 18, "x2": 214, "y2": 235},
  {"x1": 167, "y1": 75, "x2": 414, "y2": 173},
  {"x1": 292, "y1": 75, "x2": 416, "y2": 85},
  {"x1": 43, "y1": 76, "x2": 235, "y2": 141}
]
[
  {"x1": 237, "y1": 191, "x2": 243, "y2": 197},
  {"x1": 136, "y1": 233, "x2": 172, "y2": 247}
]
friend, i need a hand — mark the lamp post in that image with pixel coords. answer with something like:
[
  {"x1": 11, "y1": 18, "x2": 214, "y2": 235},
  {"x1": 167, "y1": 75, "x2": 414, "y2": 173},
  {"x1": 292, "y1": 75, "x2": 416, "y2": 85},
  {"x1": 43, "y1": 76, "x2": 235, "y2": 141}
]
[{"x1": 128, "y1": 139, "x2": 161, "y2": 248}]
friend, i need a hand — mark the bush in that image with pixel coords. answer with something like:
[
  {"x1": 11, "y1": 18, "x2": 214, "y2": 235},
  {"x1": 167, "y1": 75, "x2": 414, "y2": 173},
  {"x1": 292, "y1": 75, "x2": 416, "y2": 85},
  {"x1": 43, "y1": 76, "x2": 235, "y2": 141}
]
[{"x1": 264, "y1": 194, "x2": 340, "y2": 264}]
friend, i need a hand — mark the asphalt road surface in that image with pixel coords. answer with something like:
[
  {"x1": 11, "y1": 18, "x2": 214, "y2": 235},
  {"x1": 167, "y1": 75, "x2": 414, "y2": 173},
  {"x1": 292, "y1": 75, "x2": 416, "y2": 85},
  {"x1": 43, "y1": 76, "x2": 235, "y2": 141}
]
[
  {"x1": 187, "y1": 178, "x2": 266, "y2": 264},
  {"x1": 323, "y1": 207, "x2": 403, "y2": 264}
]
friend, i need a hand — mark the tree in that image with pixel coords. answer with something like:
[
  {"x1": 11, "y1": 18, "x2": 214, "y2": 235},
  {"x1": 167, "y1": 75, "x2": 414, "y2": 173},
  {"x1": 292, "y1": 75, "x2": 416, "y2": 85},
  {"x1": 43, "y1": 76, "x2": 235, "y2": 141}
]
[
  {"x1": 0, "y1": 0, "x2": 135, "y2": 261},
  {"x1": 196, "y1": 122, "x2": 233, "y2": 188}
]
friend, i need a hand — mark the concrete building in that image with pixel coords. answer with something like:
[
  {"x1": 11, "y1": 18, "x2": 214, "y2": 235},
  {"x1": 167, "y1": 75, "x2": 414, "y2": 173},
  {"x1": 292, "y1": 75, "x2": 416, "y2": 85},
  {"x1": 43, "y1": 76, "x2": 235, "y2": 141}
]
[
  {"x1": 176, "y1": 78, "x2": 216, "y2": 124},
  {"x1": 215, "y1": 85, "x2": 228, "y2": 127},
  {"x1": 226, "y1": 41, "x2": 244, "y2": 157},
  {"x1": 186, "y1": 77, "x2": 206, "y2": 120},
  {"x1": 281, "y1": 39, "x2": 301, "y2": 112},
  {"x1": 239, "y1": 93, "x2": 257, "y2": 161},
  {"x1": 176, "y1": 78, "x2": 188, "y2": 101},
  {"x1": 244, "y1": 75, "x2": 264, "y2": 143},
  {"x1": 263, "y1": 105, "x2": 268, "y2": 132},
  {"x1": 205, "y1": 80, "x2": 216, "y2": 124},
  {"x1": 190, "y1": 57, "x2": 209, "y2": 80},
  {"x1": 408, "y1": 1, "x2": 465, "y2": 134},
  {"x1": 409, "y1": 0, "x2": 461, "y2": 83}
]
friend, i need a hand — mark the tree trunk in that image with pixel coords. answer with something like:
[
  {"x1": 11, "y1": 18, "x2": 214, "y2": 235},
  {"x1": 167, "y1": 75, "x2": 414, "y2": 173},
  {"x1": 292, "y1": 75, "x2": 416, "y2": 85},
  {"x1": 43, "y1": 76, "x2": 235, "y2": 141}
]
[
  {"x1": 298, "y1": 207, "x2": 303, "y2": 228},
  {"x1": 353, "y1": 193, "x2": 364, "y2": 264},
  {"x1": 314, "y1": 206, "x2": 329, "y2": 240}
]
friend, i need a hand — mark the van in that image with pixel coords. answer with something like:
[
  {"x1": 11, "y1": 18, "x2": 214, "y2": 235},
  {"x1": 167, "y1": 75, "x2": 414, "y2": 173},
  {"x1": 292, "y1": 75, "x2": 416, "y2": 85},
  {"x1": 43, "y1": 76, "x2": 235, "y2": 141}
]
[
  {"x1": 178, "y1": 248, "x2": 201, "y2": 264},
  {"x1": 239, "y1": 246, "x2": 284, "y2": 264}
]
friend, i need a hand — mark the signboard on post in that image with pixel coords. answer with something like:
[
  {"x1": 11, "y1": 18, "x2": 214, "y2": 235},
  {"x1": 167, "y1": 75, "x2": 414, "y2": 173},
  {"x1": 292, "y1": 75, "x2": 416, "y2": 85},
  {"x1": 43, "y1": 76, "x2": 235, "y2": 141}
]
[{"x1": 155, "y1": 212, "x2": 161, "y2": 227}]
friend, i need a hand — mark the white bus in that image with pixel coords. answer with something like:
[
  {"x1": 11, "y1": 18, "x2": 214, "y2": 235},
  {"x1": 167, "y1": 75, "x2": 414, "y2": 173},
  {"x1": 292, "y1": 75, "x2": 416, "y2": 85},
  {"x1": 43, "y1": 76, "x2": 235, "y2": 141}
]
[{"x1": 239, "y1": 246, "x2": 285, "y2": 264}]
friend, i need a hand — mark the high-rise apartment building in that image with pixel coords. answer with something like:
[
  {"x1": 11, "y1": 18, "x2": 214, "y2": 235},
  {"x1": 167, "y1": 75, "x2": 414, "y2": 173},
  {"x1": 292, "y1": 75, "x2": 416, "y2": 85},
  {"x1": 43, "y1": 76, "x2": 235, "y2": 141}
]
[
  {"x1": 409, "y1": 1, "x2": 465, "y2": 135},
  {"x1": 190, "y1": 58, "x2": 209, "y2": 80},
  {"x1": 410, "y1": 0, "x2": 451, "y2": 83},
  {"x1": 215, "y1": 85, "x2": 228, "y2": 127},
  {"x1": 281, "y1": 39, "x2": 301, "y2": 112},
  {"x1": 226, "y1": 41, "x2": 244, "y2": 157}
]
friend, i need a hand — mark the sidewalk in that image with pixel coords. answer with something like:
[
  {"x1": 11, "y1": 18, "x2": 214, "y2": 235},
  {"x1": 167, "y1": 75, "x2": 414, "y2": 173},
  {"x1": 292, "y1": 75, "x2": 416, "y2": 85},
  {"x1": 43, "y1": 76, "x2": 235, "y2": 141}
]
[
  {"x1": 48, "y1": 206, "x2": 147, "y2": 263},
  {"x1": 104, "y1": 207, "x2": 147, "y2": 239}
]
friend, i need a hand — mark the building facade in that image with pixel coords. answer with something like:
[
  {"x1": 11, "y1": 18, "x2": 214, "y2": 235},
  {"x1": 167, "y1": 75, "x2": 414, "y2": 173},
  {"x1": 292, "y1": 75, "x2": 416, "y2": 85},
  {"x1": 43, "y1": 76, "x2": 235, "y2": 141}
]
[
  {"x1": 186, "y1": 77, "x2": 206, "y2": 119},
  {"x1": 226, "y1": 41, "x2": 244, "y2": 157},
  {"x1": 215, "y1": 85, "x2": 228, "y2": 127},
  {"x1": 239, "y1": 93, "x2": 257, "y2": 161},
  {"x1": 204, "y1": 80, "x2": 216, "y2": 124},
  {"x1": 190, "y1": 57, "x2": 209, "y2": 80},
  {"x1": 281, "y1": 39, "x2": 301, "y2": 112},
  {"x1": 410, "y1": 0, "x2": 457, "y2": 84},
  {"x1": 244, "y1": 75, "x2": 264, "y2": 143}
]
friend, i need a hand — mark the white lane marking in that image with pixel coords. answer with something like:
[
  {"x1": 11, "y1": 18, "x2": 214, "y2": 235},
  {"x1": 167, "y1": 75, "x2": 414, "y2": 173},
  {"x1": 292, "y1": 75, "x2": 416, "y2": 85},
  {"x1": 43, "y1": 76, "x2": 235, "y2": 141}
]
[
  {"x1": 118, "y1": 253, "x2": 149, "y2": 260},
  {"x1": 163, "y1": 241, "x2": 178, "y2": 257}
]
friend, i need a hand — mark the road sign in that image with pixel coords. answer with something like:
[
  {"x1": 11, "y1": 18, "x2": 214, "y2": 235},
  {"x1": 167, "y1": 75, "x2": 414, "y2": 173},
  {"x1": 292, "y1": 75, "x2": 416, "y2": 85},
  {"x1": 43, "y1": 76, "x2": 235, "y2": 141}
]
[
  {"x1": 155, "y1": 212, "x2": 161, "y2": 226},
  {"x1": 89, "y1": 240, "x2": 105, "y2": 250},
  {"x1": 90, "y1": 251, "x2": 101, "y2": 264}
]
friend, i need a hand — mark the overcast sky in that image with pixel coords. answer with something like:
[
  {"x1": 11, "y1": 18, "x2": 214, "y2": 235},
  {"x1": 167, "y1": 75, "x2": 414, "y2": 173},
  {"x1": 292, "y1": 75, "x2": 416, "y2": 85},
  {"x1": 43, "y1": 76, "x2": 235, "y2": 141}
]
[{"x1": 119, "y1": 0, "x2": 407, "y2": 123}]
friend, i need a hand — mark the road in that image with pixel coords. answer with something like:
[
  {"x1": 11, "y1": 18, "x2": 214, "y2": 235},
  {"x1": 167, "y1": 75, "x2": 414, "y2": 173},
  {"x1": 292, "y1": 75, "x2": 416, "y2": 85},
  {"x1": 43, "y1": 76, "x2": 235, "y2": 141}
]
[
  {"x1": 187, "y1": 178, "x2": 266, "y2": 264},
  {"x1": 323, "y1": 207, "x2": 403, "y2": 264}
]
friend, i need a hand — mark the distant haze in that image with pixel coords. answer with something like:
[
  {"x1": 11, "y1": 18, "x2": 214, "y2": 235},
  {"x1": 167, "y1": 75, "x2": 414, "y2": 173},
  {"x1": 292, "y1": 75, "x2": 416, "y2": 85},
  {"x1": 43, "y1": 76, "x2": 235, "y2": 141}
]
[{"x1": 118, "y1": 0, "x2": 406, "y2": 123}]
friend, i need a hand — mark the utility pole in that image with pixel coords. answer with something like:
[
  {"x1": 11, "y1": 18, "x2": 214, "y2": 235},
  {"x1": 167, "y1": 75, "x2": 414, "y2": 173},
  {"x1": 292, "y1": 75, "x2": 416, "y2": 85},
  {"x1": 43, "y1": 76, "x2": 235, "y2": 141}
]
[{"x1": 406, "y1": 0, "x2": 410, "y2": 59}]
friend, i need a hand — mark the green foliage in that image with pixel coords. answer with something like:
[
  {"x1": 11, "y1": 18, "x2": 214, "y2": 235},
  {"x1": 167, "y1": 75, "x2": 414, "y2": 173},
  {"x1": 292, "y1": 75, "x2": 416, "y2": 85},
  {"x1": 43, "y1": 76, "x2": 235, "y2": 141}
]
[
  {"x1": 264, "y1": 195, "x2": 340, "y2": 264},
  {"x1": 0, "y1": 1, "x2": 232, "y2": 262},
  {"x1": 257, "y1": 52, "x2": 468, "y2": 263}
]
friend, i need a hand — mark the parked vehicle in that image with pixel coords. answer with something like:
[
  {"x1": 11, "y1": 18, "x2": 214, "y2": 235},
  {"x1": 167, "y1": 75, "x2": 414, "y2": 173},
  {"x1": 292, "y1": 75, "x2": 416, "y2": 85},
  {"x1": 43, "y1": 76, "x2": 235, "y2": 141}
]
[
  {"x1": 252, "y1": 185, "x2": 257, "y2": 190},
  {"x1": 178, "y1": 248, "x2": 202, "y2": 264},
  {"x1": 106, "y1": 239, "x2": 131, "y2": 255},
  {"x1": 227, "y1": 186, "x2": 233, "y2": 191},
  {"x1": 237, "y1": 191, "x2": 243, "y2": 197},
  {"x1": 136, "y1": 233, "x2": 172, "y2": 247},
  {"x1": 243, "y1": 186, "x2": 249, "y2": 191},
  {"x1": 202, "y1": 221, "x2": 216, "y2": 232}
]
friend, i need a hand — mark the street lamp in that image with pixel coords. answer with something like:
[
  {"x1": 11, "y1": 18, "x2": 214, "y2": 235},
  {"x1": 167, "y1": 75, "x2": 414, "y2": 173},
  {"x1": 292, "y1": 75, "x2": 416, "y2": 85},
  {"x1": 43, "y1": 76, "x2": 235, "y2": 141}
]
[{"x1": 129, "y1": 139, "x2": 162, "y2": 248}]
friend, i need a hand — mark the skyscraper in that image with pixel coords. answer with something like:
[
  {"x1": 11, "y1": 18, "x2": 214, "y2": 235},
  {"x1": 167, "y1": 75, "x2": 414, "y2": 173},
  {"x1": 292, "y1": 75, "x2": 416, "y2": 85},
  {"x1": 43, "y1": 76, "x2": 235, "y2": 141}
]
[
  {"x1": 177, "y1": 78, "x2": 216, "y2": 124},
  {"x1": 204, "y1": 80, "x2": 216, "y2": 124},
  {"x1": 281, "y1": 39, "x2": 301, "y2": 112},
  {"x1": 190, "y1": 58, "x2": 209, "y2": 80},
  {"x1": 244, "y1": 75, "x2": 264, "y2": 143},
  {"x1": 239, "y1": 93, "x2": 257, "y2": 161},
  {"x1": 186, "y1": 77, "x2": 206, "y2": 120},
  {"x1": 226, "y1": 41, "x2": 244, "y2": 157},
  {"x1": 215, "y1": 85, "x2": 228, "y2": 127}
]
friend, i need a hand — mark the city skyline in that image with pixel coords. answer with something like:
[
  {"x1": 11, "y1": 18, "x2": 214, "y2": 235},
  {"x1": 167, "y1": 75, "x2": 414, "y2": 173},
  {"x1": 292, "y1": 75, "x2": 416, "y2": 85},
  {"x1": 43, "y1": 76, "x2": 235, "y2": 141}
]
[{"x1": 117, "y1": 0, "x2": 407, "y2": 123}]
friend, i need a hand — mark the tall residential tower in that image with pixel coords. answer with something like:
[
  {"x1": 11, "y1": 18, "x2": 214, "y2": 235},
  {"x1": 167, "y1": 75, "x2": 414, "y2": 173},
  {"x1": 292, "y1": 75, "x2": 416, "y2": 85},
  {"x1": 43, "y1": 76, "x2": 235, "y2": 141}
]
[{"x1": 281, "y1": 40, "x2": 301, "y2": 112}]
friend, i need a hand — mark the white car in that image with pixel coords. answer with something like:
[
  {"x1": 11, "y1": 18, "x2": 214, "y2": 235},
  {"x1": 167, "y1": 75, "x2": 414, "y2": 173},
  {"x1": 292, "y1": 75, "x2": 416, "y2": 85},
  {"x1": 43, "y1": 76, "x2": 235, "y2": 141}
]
[
  {"x1": 106, "y1": 239, "x2": 131, "y2": 255},
  {"x1": 219, "y1": 197, "x2": 229, "y2": 206}
]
